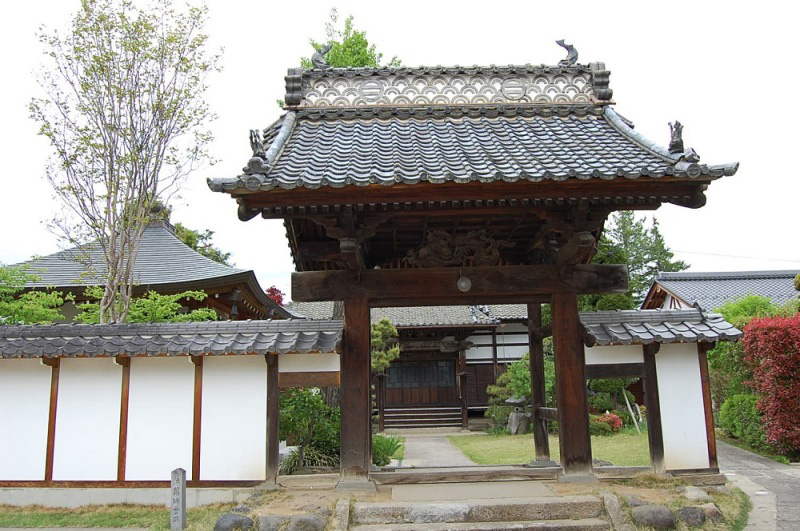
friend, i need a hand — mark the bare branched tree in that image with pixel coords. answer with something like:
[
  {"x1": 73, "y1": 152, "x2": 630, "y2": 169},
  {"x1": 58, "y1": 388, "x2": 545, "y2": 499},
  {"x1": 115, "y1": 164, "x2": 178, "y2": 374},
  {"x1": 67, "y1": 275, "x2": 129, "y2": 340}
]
[{"x1": 29, "y1": 0, "x2": 220, "y2": 323}]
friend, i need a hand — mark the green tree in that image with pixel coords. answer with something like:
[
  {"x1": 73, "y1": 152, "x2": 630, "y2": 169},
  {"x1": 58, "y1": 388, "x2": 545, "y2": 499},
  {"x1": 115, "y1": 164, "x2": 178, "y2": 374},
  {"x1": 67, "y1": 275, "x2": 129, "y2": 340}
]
[
  {"x1": 0, "y1": 265, "x2": 66, "y2": 324},
  {"x1": 301, "y1": 8, "x2": 400, "y2": 69},
  {"x1": 75, "y1": 288, "x2": 216, "y2": 323},
  {"x1": 30, "y1": 0, "x2": 221, "y2": 323},
  {"x1": 174, "y1": 223, "x2": 232, "y2": 266},
  {"x1": 581, "y1": 211, "x2": 688, "y2": 311},
  {"x1": 371, "y1": 318, "x2": 400, "y2": 372}
]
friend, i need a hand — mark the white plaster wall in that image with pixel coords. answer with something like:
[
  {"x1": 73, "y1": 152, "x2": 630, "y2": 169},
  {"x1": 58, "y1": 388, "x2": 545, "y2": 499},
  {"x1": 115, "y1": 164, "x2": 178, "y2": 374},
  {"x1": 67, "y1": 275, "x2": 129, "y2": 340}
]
[
  {"x1": 53, "y1": 359, "x2": 121, "y2": 480},
  {"x1": 200, "y1": 356, "x2": 266, "y2": 480},
  {"x1": 0, "y1": 359, "x2": 52, "y2": 480},
  {"x1": 585, "y1": 345, "x2": 644, "y2": 365},
  {"x1": 655, "y1": 343, "x2": 710, "y2": 470},
  {"x1": 278, "y1": 353, "x2": 339, "y2": 372},
  {"x1": 126, "y1": 357, "x2": 194, "y2": 480}
]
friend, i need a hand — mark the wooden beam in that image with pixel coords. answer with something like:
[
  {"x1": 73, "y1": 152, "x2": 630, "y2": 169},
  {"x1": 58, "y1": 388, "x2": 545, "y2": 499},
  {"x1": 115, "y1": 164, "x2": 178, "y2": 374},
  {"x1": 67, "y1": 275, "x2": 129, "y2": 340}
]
[
  {"x1": 278, "y1": 371, "x2": 340, "y2": 388},
  {"x1": 552, "y1": 292, "x2": 593, "y2": 476},
  {"x1": 642, "y1": 344, "x2": 665, "y2": 473},
  {"x1": 265, "y1": 354, "x2": 280, "y2": 484},
  {"x1": 115, "y1": 357, "x2": 131, "y2": 481},
  {"x1": 698, "y1": 342, "x2": 718, "y2": 469},
  {"x1": 585, "y1": 363, "x2": 645, "y2": 380},
  {"x1": 296, "y1": 241, "x2": 343, "y2": 262},
  {"x1": 536, "y1": 407, "x2": 560, "y2": 422},
  {"x1": 42, "y1": 358, "x2": 60, "y2": 482},
  {"x1": 528, "y1": 303, "x2": 551, "y2": 463},
  {"x1": 191, "y1": 356, "x2": 203, "y2": 482},
  {"x1": 292, "y1": 264, "x2": 628, "y2": 303},
  {"x1": 339, "y1": 298, "x2": 372, "y2": 481}
]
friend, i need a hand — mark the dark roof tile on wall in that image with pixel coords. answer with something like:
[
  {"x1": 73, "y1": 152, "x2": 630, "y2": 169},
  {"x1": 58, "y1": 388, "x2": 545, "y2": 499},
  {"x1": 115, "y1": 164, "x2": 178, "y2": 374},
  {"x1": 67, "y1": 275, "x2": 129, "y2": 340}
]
[{"x1": 0, "y1": 320, "x2": 342, "y2": 358}]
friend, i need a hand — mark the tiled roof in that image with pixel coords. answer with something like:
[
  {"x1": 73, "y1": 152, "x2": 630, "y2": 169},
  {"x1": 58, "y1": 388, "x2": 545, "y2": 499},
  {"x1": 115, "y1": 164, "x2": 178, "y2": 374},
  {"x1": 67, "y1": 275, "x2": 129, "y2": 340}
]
[
  {"x1": 582, "y1": 309, "x2": 741, "y2": 346},
  {"x1": 0, "y1": 320, "x2": 341, "y2": 359},
  {"x1": 17, "y1": 222, "x2": 245, "y2": 288},
  {"x1": 285, "y1": 302, "x2": 497, "y2": 327},
  {"x1": 653, "y1": 270, "x2": 800, "y2": 311},
  {"x1": 209, "y1": 107, "x2": 737, "y2": 194}
]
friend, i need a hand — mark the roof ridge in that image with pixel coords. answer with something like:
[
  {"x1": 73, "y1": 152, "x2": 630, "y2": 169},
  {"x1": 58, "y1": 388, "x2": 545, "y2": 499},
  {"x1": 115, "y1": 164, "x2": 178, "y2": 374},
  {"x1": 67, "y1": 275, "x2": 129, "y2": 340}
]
[{"x1": 659, "y1": 270, "x2": 800, "y2": 280}]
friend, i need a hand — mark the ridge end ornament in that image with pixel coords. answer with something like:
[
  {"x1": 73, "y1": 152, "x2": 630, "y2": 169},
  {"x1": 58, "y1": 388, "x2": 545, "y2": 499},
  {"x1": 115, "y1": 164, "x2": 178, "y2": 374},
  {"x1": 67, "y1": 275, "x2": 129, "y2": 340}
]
[
  {"x1": 311, "y1": 43, "x2": 333, "y2": 69},
  {"x1": 249, "y1": 129, "x2": 265, "y2": 158},
  {"x1": 669, "y1": 121, "x2": 684, "y2": 154},
  {"x1": 556, "y1": 39, "x2": 578, "y2": 66}
]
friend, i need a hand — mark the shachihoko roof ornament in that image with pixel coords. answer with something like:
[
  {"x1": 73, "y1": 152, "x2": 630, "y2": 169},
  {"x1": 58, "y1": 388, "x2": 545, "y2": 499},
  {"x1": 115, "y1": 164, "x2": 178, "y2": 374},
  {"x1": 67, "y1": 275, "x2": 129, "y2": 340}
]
[{"x1": 556, "y1": 39, "x2": 578, "y2": 66}]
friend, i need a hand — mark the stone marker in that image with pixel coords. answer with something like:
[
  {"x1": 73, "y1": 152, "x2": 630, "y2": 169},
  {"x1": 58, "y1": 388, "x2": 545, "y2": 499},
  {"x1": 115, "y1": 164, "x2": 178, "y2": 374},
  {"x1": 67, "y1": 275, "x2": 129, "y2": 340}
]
[{"x1": 170, "y1": 468, "x2": 187, "y2": 530}]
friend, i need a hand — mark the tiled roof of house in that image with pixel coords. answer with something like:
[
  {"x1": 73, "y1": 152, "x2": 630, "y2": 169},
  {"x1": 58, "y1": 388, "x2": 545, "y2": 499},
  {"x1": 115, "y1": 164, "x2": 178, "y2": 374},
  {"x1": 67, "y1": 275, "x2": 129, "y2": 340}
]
[
  {"x1": 652, "y1": 270, "x2": 800, "y2": 311},
  {"x1": 285, "y1": 302, "x2": 497, "y2": 327},
  {"x1": 0, "y1": 320, "x2": 341, "y2": 358},
  {"x1": 208, "y1": 60, "x2": 737, "y2": 196}
]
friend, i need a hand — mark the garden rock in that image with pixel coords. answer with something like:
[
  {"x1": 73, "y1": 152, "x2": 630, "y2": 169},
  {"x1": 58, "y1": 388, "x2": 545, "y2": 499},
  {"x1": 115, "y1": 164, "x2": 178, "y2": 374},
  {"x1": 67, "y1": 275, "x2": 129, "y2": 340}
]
[
  {"x1": 592, "y1": 458, "x2": 613, "y2": 467},
  {"x1": 708, "y1": 485, "x2": 732, "y2": 495},
  {"x1": 623, "y1": 494, "x2": 648, "y2": 507},
  {"x1": 701, "y1": 502, "x2": 724, "y2": 522},
  {"x1": 677, "y1": 506, "x2": 706, "y2": 527},
  {"x1": 257, "y1": 515, "x2": 288, "y2": 531},
  {"x1": 631, "y1": 505, "x2": 676, "y2": 529},
  {"x1": 231, "y1": 504, "x2": 250, "y2": 514},
  {"x1": 680, "y1": 486, "x2": 712, "y2": 502},
  {"x1": 214, "y1": 512, "x2": 255, "y2": 531},
  {"x1": 287, "y1": 513, "x2": 327, "y2": 531}
]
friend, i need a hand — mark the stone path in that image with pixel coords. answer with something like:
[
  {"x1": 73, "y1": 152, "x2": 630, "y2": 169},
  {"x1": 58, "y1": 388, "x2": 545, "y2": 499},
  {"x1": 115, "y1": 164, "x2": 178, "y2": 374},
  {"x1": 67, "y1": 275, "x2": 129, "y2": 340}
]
[
  {"x1": 401, "y1": 434, "x2": 476, "y2": 467},
  {"x1": 718, "y1": 440, "x2": 800, "y2": 530}
]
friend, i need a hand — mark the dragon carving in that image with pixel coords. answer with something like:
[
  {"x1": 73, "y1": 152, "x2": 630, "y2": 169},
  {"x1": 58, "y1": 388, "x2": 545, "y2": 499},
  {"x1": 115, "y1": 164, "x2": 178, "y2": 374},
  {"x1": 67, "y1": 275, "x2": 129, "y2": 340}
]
[{"x1": 403, "y1": 230, "x2": 515, "y2": 268}]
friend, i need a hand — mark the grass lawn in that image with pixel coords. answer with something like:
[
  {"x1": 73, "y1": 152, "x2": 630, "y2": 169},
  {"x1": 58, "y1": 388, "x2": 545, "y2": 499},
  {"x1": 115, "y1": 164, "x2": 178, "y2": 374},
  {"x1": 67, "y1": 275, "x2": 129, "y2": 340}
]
[
  {"x1": 0, "y1": 503, "x2": 232, "y2": 529},
  {"x1": 449, "y1": 431, "x2": 651, "y2": 466}
]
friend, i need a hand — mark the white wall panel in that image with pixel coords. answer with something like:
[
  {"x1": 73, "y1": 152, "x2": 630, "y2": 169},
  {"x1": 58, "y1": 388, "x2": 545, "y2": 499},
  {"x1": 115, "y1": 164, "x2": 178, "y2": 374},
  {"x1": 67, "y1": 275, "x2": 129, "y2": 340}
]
[
  {"x1": 52, "y1": 359, "x2": 121, "y2": 480},
  {"x1": 656, "y1": 343, "x2": 710, "y2": 470},
  {"x1": 278, "y1": 353, "x2": 339, "y2": 372},
  {"x1": 0, "y1": 359, "x2": 52, "y2": 480},
  {"x1": 126, "y1": 357, "x2": 194, "y2": 480},
  {"x1": 465, "y1": 345, "x2": 494, "y2": 361},
  {"x1": 200, "y1": 356, "x2": 267, "y2": 480},
  {"x1": 585, "y1": 345, "x2": 644, "y2": 365},
  {"x1": 497, "y1": 344, "x2": 527, "y2": 359}
]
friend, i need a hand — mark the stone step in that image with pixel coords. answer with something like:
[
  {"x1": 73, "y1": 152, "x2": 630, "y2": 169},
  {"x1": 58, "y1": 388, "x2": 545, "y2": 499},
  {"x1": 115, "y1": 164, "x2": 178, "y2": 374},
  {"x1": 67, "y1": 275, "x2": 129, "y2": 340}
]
[
  {"x1": 352, "y1": 496, "x2": 604, "y2": 525},
  {"x1": 352, "y1": 518, "x2": 611, "y2": 530}
]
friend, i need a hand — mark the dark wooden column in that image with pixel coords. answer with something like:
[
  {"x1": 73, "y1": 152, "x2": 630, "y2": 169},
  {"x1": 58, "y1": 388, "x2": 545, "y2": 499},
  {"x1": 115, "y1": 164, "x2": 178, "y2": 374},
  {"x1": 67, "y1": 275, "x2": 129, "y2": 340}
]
[
  {"x1": 266, "y1": 353, "x2": 280, "y2": 484},
  {"x1": 115, "y1": 356, "x2": 131, "y2": 481},
  {"x1": 191, "y1": 356, "x2": 203, "y2": 482},
  {"x1": 551, "y1": 292, "x2": 592, "y2": 476},
  {"x1": 698, "y1": 342, "x2": 718, "y2": 470},
  {"x1": 374, "y1": 373, "x2": 386, "y2": 433},
  {"x1": 339, "y1": 297, "x2": 372, "y2": 482},
  {"x1": 527, "y1": 303, "x2": 552, "y2": 464},
  {"x1": 642, "y1": 343, "x2": 665, "y2": 473},
  {"x1": 42, "y1": 358, "x2": 60, "y2": 482},
  {"x1": 457, "y1": 348, "x2": 468, "y2": 431}
]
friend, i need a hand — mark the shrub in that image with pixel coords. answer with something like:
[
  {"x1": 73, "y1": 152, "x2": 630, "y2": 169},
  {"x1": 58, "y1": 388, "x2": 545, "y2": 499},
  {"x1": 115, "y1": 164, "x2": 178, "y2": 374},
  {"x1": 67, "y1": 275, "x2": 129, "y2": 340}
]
[
  {"x1": 588, "y1": 392, "x2": 613, "y2": 413},
  {"x1": 719, "y1": 394, "x2": 769, "y2": 452},
  {"x1": 589, "y1": 417, "x2": 613, "y2": 436},
  {"x1": 372, "y1": 435, "x2": 403, "y2": 466},
  {"x1": 484, "y1": 405, "x2": 514, "y2": 429},
  {"x1": 279, "y1": 446, "x2": 339, "y2": 475},
  {"x1": 744, "y1": 316, "x2": 800, "y2": 454},
  {"x1": 596, "y1": 412, "x2": 623, "y2": 432}
]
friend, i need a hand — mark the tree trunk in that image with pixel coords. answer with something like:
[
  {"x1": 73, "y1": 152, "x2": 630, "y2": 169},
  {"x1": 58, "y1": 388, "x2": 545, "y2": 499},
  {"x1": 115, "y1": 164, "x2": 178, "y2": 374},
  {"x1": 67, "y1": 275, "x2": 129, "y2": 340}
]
[{"x1": 320, "y1": 386, "x2": 341, "y2": 408}]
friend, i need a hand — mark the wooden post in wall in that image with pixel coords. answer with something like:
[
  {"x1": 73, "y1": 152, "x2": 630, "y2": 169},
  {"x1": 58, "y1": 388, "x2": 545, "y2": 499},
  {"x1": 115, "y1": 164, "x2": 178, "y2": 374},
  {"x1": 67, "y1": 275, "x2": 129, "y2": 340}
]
[
  {"x1": 527, "y1": 303, "x2": 552, "y2": 464},
  {"x1": 115, "y1": 356, "x2": 131, "y2": 481},
  {"x1": 190, "y1": 356, "x2": 203, "y2": 482},
  {"x1": 642, "y1": 343, "x2": 665, "y2": 473},
  {"x1": 551, "y1": 292, "x2": 593, "y2": 476},
  {"x1": 339, "y1": 297, "x2": 373, "y2": 484},
  {"x1": 42, "y1": 357, "x2": 60, "y2": 482},
  {"x1": 265, "y1": 353, "x2": 280, "y2": 485},
  {"x1": 458, "y1": 348, "x2": 468, "y2": 431},
  {"x1": 375, "y1": 373, "x2": 386, "y2": 433},
  {"x1": 698, "y1": 342, "x2": 718, "y2": 470}
]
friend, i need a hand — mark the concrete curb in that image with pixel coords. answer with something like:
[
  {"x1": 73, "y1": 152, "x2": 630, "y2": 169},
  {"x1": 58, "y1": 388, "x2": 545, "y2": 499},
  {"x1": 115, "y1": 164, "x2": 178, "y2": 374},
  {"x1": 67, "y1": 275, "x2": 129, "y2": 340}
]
[{"x1": 722, "y1": 472, "x2": 777, "y2": 530}]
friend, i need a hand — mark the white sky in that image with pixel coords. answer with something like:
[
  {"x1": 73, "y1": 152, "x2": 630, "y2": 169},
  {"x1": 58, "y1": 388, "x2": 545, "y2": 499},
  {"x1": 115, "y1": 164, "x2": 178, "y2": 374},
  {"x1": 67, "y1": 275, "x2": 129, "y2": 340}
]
[{"x1": 1, "y1": 0, "x2": 798, "y2": 299}]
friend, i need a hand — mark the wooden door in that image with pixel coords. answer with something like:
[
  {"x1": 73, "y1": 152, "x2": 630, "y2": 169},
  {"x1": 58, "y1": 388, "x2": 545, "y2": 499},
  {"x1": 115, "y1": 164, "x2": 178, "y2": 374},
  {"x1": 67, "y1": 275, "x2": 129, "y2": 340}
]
[{"x1": 385, "y1": 359, "x2": 458, "y2": 407}]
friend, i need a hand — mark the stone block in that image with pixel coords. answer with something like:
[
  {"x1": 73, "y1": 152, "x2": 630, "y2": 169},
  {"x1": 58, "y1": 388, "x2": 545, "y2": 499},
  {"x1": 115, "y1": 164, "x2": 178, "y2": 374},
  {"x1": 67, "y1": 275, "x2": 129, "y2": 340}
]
[
  {"x1": 677, "y1": 506, "x2": 706, "y2": 527},
  {"x1": 631, "y1": 505, "x2": 676, "y2": 529}
]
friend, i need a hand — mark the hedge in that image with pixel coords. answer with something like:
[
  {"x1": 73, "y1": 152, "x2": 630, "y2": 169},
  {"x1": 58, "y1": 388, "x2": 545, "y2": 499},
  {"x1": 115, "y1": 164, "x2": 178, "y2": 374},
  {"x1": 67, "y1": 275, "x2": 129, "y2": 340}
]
[{"x1": 718, "y1": 394, "x2": 769, "y2": 452}]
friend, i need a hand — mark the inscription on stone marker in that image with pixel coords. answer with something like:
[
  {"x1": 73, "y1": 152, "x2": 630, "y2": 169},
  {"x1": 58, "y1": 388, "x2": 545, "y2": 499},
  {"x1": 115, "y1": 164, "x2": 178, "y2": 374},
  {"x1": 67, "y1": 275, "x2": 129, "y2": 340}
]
[{"x1": 170, "y1": 468, "x2": 186, "y2": 530}]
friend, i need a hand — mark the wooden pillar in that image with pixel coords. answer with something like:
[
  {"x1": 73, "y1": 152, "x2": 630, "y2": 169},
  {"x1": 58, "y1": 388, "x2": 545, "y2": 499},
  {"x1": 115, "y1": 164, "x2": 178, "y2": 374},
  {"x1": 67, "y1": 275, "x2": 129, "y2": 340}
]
[
  {"x1": 642, "y1": 343, "x2": 665, "y2": 473},
  {"x1": 266, "y1": 353, "x2": 280, "y2": 484},
  {"x1": 375, "y1": 373, "x2": 386, "y2": 433},
  {"x1": 527, "y1": 303, "x2": 552, "y2": 463},
  {"x1": 491, "y1": 330, "x2": 499, "y2": 380},
  {"x1": 698, "y1": 342, "x2": 718, "y2": 470},
  {"x1": 551, "y1": 292, "x2": 592, "y2": 476},
  {"x1": 339, "y1": 297, "x2": 372, "y2": 482},
  {"x1": 115, "y1": 356, "x2": 131, "y2": 481},
  {"x1": 191, "y1": 356, "x2": 203, "y2": 482},
  {"x1": 42, "y1": 358, "x2": 60, "y2": 482},
  {"x1": 458, "y1": 348, "x2": 468, "y2": 431}
]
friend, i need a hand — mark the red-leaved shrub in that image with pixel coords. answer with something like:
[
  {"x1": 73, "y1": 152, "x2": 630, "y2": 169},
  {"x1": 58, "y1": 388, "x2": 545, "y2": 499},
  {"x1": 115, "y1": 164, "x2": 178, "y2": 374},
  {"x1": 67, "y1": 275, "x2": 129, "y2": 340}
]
[
  {"x1": 743, "y1": 316, "x2": 800, "y2": 453},
  {"x1": 595, "y1": 412, "x2": 623, "y2": 433}
]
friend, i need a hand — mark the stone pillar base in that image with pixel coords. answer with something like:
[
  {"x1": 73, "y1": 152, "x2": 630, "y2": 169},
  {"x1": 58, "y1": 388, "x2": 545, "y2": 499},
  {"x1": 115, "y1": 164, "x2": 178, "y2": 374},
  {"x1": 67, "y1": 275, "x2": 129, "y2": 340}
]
[
  {"x1": 557, "y1": 473, "x2": 599, "y2": 484},
  {"x1": 336, "y1": 478, "x2": 378, "y2": 492},
  {"x1": 525, "y1": 459, "x2": 560, "y2": 468}
]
